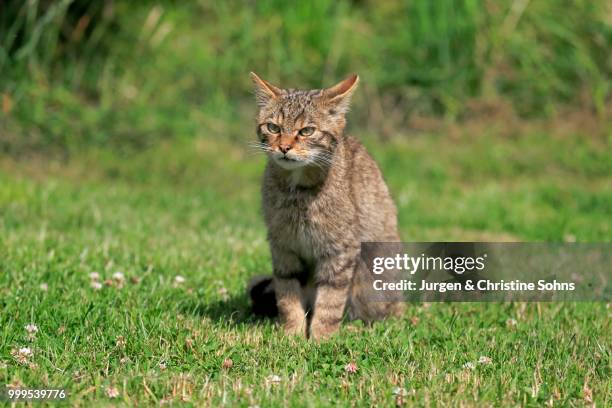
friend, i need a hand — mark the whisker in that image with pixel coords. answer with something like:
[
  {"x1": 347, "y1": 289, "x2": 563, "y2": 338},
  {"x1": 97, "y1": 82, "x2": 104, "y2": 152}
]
[{"x1": 246, "y1": 142, "x2": 272, "y2": 153}]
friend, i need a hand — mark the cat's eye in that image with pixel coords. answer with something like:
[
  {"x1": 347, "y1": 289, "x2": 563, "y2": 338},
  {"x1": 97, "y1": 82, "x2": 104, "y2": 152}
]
[
  {"x1": 266, "y1": 123, "x2": 280, "y2": 133},
  {"x1": 299, "y1": 127, "x2": 315, "y2": 136}
]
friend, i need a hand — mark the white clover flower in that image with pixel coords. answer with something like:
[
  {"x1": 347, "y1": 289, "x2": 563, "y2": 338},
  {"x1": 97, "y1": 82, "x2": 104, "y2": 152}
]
[
  {"x1": 392, "y1": 387, "x2": 409, "y2": 396},
  {"x1": 89, "y1": 272, "x2": 101, "y2": 281},
  {"x1": 174, "y1": 276, "x2": 186, "y2": 284},
  {"x1": 478, "y1": 356, "x2": 492, "y2": 364},
  {"x1": 112, "y1": 272, "x2": 125, "y2": 281},
  {"x1": 463, "y1": 362, "x2": 476, "y2": 370},
  {"x1": 267, "y1": 374, "x2": 281, "y2": 384},
  {"x1": 39, "y1": 283, "x2": 48, "y2": 291},
  {"x1": 25, "y1": 324, "x2": 38, "y2": 334},
  {"x1": 91, "y1": 281, "x2": 103, "y2": 290},
  {"x1": 12, "y1": 347, "x2": 33, "y2": 364}
]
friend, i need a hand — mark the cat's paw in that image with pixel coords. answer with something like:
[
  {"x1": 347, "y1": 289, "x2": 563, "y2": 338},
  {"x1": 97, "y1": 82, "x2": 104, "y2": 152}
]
[
  {"x1": 309, "y1": 323, "x2": 340, "y2": 342},
  {"x1": 282, "y1": 320, "x2": 307, "y2": 337}
]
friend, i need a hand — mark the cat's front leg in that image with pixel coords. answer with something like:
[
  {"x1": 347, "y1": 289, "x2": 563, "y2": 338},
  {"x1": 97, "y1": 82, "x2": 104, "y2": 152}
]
[
  {"x1": 274, "y1": 277, "x2": 307, "y2": 336},
  {"x1": 271, "y1": 248, "x2": 307, "y2": 337},
  {"x1": 309, "y1": 251, "x2": 356, "y2": 341}
]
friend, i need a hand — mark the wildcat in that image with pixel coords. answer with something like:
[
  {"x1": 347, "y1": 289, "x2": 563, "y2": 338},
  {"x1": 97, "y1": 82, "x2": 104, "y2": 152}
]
[{"x1": 248, "y1": 72, "x2": 404, "y2": 340}]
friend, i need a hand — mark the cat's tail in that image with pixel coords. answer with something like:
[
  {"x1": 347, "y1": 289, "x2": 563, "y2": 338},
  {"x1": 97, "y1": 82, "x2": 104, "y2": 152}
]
[{"x1": 247, "y1": 275, "x2": 278, "y2": 317}]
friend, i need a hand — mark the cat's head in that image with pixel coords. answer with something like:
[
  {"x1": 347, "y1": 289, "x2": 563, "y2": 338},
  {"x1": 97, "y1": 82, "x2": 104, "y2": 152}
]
[{"x1": 250, "y1": 73, "x2": 359, "y2": 170}]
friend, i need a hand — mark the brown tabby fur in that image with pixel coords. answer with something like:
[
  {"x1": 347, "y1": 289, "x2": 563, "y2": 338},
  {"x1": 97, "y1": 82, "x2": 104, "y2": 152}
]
[{"x1": 249, "y1": 72, "x2": 404, "y2": 340}]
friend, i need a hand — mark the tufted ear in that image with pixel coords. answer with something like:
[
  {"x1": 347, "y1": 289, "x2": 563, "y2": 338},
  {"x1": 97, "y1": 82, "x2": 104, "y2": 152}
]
[
  {"x1": 323, "y1": 74, "x2": 359, "y2": 114},
  {"x1": 250, "y1": 72, "x2": 282, "y2": 107}
]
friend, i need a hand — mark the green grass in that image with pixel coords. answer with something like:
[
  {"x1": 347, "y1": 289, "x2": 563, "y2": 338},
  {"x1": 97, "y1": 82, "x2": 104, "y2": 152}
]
[
  {"x1": 1, "y1": 130, "x2": 610, "y2": 406},
  {"x1": 2, "y1": 0, "x2": 611, "y2": 155}
]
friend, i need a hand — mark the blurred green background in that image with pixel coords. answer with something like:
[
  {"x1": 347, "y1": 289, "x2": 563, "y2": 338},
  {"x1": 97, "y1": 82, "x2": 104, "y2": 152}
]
[{"x1": 1, "y1": 0, "x2": 610, "y2": 154}]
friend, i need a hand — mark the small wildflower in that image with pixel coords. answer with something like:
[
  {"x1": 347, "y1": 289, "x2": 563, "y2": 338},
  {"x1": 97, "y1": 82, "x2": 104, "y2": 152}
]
[
  {"x1": 463, "y1": 362, "x2": 476, "y2": 370},
  {"x1": 222, "y1": 358, "x2": 233, "y2": 369},
  {"x1": 267, "y1": 374, "x2": 281, "y2": 384},
  {"x1": 25, "y1": 323, "x2": 38, "y2": 341},
  {"x1": 91, "y1": 281, "x2": 103, "y2": 290},
  {"x1": 25, "y1": 324, "x2": 38, "y2": 334},
  {"x1": 89, "y1": 272, "x2": 100, "y2": 281},
  {"x1": 174, "y1": 276, "x2": 186, "y2": 287},
  {"x1": 159, "y1": 361, "x2": 167, "y2": 370},
  {"x1": 12, "y1": 347, "x2": 32, "y2": 364},
  {"x1": 112, "y1": 271, "x2": 125, "y2": 282},
  {"x1": 393, "y1": 386, "x2": 411, "y2": 406},
  {"x1": 344, "y1": 362, "x2": 358, "y2": 374},
  {"x1": 478, "y1": 356, "x2": 492, "y2": 365},
  {"x1": 26, "y1": 326, "x2": 37, "y2": 341},
  {"x1": 506, "y1": 318, "x2": 518, "y2": 328},
  {"x1": 39, "y1": 283, "x2": 48, "y2": 291},
  {"x1": 105, "y1": 386, "x2": 120, "y2": 399}
]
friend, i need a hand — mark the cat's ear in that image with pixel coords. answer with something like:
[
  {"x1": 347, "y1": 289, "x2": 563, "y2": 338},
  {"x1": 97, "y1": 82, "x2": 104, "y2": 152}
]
[
  {"x1": 250, "y1": 72, "x2": 282, "y2": 107},
  {"x1": 323, "y1": 74, "x2": 359, "y2": 114}
]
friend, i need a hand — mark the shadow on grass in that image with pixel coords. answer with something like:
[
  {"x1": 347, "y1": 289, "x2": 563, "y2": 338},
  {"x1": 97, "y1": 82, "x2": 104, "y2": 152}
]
[{"x1": 180, "y1": 292, "x2": 275, "y2": 327}]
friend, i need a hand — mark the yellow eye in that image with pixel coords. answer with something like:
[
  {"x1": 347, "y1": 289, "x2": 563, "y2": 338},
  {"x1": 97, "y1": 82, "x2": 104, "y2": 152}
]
[
  {"x1": 299, "y1": 127, "x2": 315, "y2": 136},
  {"x1": 266, "y1": 123, "x2": 280, "y2": 133}
]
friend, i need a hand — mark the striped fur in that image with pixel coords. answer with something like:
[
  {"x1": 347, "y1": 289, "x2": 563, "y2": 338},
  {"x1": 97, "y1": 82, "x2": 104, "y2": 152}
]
[{"x1": 249, "y1": 73, "x2": 403, "y2": 340}]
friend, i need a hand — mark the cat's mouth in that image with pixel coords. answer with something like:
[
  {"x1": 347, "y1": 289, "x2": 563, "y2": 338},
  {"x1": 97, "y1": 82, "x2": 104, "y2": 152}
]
[{"x1": 272, "y1": 153, "x2": 309, "y2": 169}]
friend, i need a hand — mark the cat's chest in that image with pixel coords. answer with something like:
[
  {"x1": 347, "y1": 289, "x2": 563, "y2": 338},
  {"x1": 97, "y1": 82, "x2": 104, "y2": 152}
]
[
  {"x1": 267, "y1": 192, "x2": 331, "y2": 253},
  {"x1": 270, "y1": 193, "x2": 323, "y2": 233}
]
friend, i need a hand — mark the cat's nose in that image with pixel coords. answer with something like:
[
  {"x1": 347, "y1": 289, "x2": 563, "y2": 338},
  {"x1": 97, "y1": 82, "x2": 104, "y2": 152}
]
[{"x1": 279, "y1": 144, "x2": 292, "y2": 154}]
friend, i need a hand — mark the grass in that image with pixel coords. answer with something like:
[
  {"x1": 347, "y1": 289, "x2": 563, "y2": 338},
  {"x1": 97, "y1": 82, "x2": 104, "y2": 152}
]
[
  {"x1": 2, "y1": 0, "x2": 611, "y2": 154},
  {"x1": 1, "y1": 129, "x2": 610, "y2": 405}
]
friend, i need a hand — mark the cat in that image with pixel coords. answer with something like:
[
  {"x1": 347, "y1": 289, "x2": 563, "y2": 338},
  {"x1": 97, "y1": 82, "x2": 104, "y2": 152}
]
[{"x1": 248, "y1": 72, "x2": 404, "y2": 340}]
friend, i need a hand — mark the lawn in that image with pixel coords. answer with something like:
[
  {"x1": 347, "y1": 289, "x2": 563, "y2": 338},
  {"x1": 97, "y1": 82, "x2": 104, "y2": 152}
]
[{"x1": 0, "y1": 128, "x2": 610, "y2": 406}]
